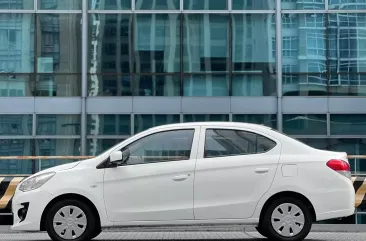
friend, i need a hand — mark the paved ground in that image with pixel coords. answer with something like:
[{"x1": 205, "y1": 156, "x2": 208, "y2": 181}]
[{"x1": 0, "y1": 229, "x2": 365, "y2": 241}]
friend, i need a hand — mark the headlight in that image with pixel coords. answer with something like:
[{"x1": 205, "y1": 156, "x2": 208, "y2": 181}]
[{"x1": 18, "y1": 172, "x2": 56, "y2": 192}]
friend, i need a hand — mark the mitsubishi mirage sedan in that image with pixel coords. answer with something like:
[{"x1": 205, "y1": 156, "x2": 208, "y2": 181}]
[{"x1": 11, "y1": 122, "x2": 355, "y2": 241}]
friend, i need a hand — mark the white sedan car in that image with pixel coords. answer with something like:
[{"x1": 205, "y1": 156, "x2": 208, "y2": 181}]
[{"x1": 11, "y1": 122, "x2": 355, "y2": 241}]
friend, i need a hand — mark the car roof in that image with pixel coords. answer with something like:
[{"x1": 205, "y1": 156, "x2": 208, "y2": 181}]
[{"x1": 149, "y1": 122, "x2": 273, "y2": 131}]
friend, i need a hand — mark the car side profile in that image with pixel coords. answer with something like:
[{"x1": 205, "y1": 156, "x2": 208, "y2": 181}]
[{"x1": 11, "y1": 122, "x2": 355, "y2": 241}]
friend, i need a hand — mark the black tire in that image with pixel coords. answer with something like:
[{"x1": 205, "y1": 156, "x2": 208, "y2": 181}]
[
  {"x1": 255, "y1": 226, "x2": 268, "y2": 237},
  {"x1": 261, "y1": 197, "x2": 312, "y2": 241},
  {"x1": 90, "y1": 228, "x2": 102, "y2": 240},
  {"x1": 45, "y1": 199, "x2": 98, "y2": 241}
]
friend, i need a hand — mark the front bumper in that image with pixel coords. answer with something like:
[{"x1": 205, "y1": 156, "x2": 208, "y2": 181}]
[{"x1": 11, "y1": 188, "x2": 54, "y2": 231}]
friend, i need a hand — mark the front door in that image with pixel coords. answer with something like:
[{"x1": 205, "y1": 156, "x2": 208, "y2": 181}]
[
  {"x1": 193, "y1": 126, "x2": 281, "y2": 220},
  {"x1": 103, "y1": 127, "x2": 200, "y2": 222}
]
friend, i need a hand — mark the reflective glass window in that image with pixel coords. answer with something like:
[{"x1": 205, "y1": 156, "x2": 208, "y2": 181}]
[
  {"x1": 232, "y1": 14, "x2": 276, "y2": 73},
  {"x1": 281, "y1": 0, "x2": 325, "y2": 10},
  {"x1": 36, "y1": 115, "x2": 81, "y2": 136},
  {"x1": 232, "y1": 75, "x2": 277, "y2": 96},
  {"x1": 38, "y1": 0, "x2": 82, "y2": 10},
  {"x1": 0, "y1": 139, "x2": 34, "y2": 174},
  {"x1": 87, "y1": 139, "x2": 125, "y2": 156},
  {"x1": 35, "y1": 74, "x2": 81, "y2": 97},
  {"x1": 88, "y1": 14, "x2": 132, "y2": 74},
  {"x1": 0, "y1": 74, "x2": 34, "y2": 97},
  {"x1": 184, "y1": 114, "x2": 229, "y2": 122},
  {"x1": 282, "y1": 74, "x2": 328, "y2": 96},
  {"x1": 0, "y1": 115, "x2": 32, "y2": 136},
  {"x1": 283, "y1": 114, "x2": 327, "y2": 135},
  {"x1": 330, "y1": 114, "x2": 366, "y2": 135},
  {"x1": 184, "y1": 0, "x2": 227, "y2": 10},
  {"x1": 0, "y1": 0, "x2": 33, "y2": 9},
  {"x1": 87, "y1": 115, "x2": 131, "y2": 136},
  {"x1": 89, "y1": 0, "x2": 131, "y2": 10},
  {"x1": 88, "y1": 75, "x2": 132, "y2": 96},
  {"x1": 134, "y1": 75, "x2": 180, "y2": 96},
  {"x1": 135, "y1": 14, "x2": 180, "y2": 74},
  {"x1": 134, "y1": 114, "x2": 180, "y2": 133},
  {"x1": 0, "y1": 14, "x2": 34, "y2": 73},
  {"x1": 135, "y1": 0, "x2": 180, "y2": 10},
  {"x1": 37, "y1": 14, "x2": 82, "y2": 74},
  {"x1": 329, "y1": 74, "x2": 366, "y2": 96},
  {"x1": 232, "y1": 0, "x2": 275, "y2": 10},
  {"x1": 183, "y1": 14, "x2": 229, "y2": 73},
  {"x1": 329, "y1": 0, "x2": 366, "y2": 10},
  {"x1": 183, "y1": 75, "x2": 229, "y2": 96},
  {"x1": 35, "y1": 139, "x2": 80, "y2": 171},
  {"x1": 357, "y1": 214, "x2": 366, "y2": 224},
  {"x1": 297, "y1": 138, "x2": 328, "y2": 150},
  {"x1": 233, "y1": 114, "x2": 277, "y2": 129}
]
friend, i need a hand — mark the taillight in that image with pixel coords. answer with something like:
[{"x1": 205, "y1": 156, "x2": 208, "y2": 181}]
[{"x1": 326, "y1": 159, "x2": 351, "y2": 179}]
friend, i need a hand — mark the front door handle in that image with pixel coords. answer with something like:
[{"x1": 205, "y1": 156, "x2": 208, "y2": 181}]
[
  {"x1": 255, "y1": 168, "x2": 269, "y2": 174},
  {"x1": 172, "y1": 174, "x2": 189, "y2": 181}
]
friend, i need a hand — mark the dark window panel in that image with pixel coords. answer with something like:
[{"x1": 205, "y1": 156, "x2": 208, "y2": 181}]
[
  {"x1": 135, "y1": 0, "x2": 180, "y2": 10},
  {"x1": 233, "y1": 114, "x2": 277, "y2": 129},
  {"x1": 184, "y1": 0, "x2": 227, "y2": 10},
  {"x1": 134, "y1": 75, "x2": 180, "y2": 96},
  {"x1": 183, "y1": 75, "x2": 229, "y2": 96},
  {"x1": 297, "y1": 138, "x2": 329, "y2": 150},
  {"x1": 0, "y1": 75, "x2": 34, "y2": 97},
  {"x1": 0, "y1": 0, "x2": 33, "y2": 9},
  {"x1": 38, "y1": 0, "x2": 82, "y2": 10},
  {"x1": 283, "y1": 114, "x2": 327, "y2": 135},
  {"x1": 36, "y1": 115, "x2": 81, "y2": 136},
  {"x1": 134, "y1": 114, "x2": 180, "y2": 134},
  {"x1": 183, "y1": 14, "x2": 230, "y2": 73},
  {"x1": 87, "y1": 75, "x2": 132, "y2": 96},
  {"x1": 0, "y1": 115, "x2": 32, "y2": 136},
  {"x1": 184, "y1": 114, "x2": 229, "y2": 123},
  {"x1": 330, "y1": 114, "x2": 366, "y2": 135},
  {"x1": 89, "y1": 0, "x2": 131, "y2": 10},
  {"x1": 87, "y1": 115, "x2": 131, "y2": 136},
  {"x1": 35, "y1": 74, "x2": 81, "y2": 97},
  {"x1": 37, "y1": 14, "x2": 82, "y2": 74},
  {"x1": 134, "y1": 14, "x2": 180, "y2": 74},
  {"x1": 282, "y1": 74, "x2": 328, "y2": 96},
  {"x1": 0, "y1": 139, "x2": 34, "y2": 174},
  {"x1": 232, "y1": 0, "x2": 275, "y2": 10},
  {"x1": 281, "y1": 0, "x2": 325, "y2": 10},
  {"x1": 329, "y1": 0, "x2": 366, "y2": 10},
  {"x1": 328, "y1": 74, "x2": 366, "y2": 96},
  {"x1": 87, "y1": 139, "x2": 125, "y2": 156},
  {"x1": 232, "y1": 74, "x2": 277, "y2": 96}
]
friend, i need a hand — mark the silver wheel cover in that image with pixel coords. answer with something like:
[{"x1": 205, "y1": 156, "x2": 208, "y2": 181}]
[
  {"x1": 271, "y1": 203, "x2": 305, "y2": 237},
  {"x1": 53, "y1": 205, "x2": 87, "y2": 240}
]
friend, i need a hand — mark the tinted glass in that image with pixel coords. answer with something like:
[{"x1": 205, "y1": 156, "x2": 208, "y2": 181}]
[
  {"x1": 0, "y1": 14, "x2": 34, "y2": 73},
  {"x1": 233, "y1": 114, "x2": 277, "y2": 129},
  {"x1": 35, "y1": 139, "x2": 80, "y2": 171},
  {"x1": 0, "y1": 0, "x2": 33, "y2": 9},
  {"x1": 329, "y1": 74, "x2": 366, "y2": 96},
  {"x1": 283, "y1": 114, "x2": 327, "y2": 135},
  {"x1": 282, "y1": 74, "x2": 328, "y2": 96},
  {"x1": 297, "y1": 138, "x2": 328, "y2": 150},
  {"x1": 0, "y1": 139, "x2": 33, "y2": 174},
  {"x1": 282, "y1": 0, "x2": 325, "y2": 9},
  {"x1": 330, "y1": 115, "x2": 366, "y2": 135},
  {"x1": 183, "y1": 75, "x2": 229, "y2": 96},
  {"x1": 38, "y1": 0, "x2": 82, "y2": 10},
  {"x1": 121, "y1": 130, "x2": 195, "y2": 165},
  {"x1": 37, "y1": 14, "x2": 82, "y2": 73},
  {"x1": 135, "y1": 0, "x2": 180, "y2": 10},
  {"x1": 135, "y1": 14, "x2": 180, "y2": 73},
  {"x1": 35, "y1": 74, "x2": 81, "y2": 97},
  {"x1": 134, "y1": 75, "x2": 180, "y2": 96},
  {"x1": 184, "y1": 0, "x2": 227, "y2": 10},
  {"x1": 134, "y1": 114, "x2": 180, "y2": 133},
  {"x1": 87, "y1": 115, "x2": 131, "y2": 136},
  {"x1": 0, "y1": 75, "x2": 34, "y2": 97},
  {"x1": 88, "y1": 14, "x2": 132, "y2": 74},
  {"x1": 204, "y1": 129, "x2": 276, "y2": 158},
  {"x1": 184, "y1": 114, "x2": 229, "y2": 122},
  {"x1": 0, "y1": 115, "x2": 32, "y2": 135},
  {"x1": 88, "y1": 75, "x2": 132, "y2": 96},
  {"x1": 36, "y1": 115, "x2": 81, "y2": 136},
  {"x1": 88, "y1": 139, "x2": 125, "y2": 156},
  {"x1": 329, "y1": 0, "x2": 366, "y2": 10},
  {"x1": 232, "y1": 75, "x2": 277, "y2": 96},
  {"x1": 183, "y1": 14, "x2": 229, "y2": 73},
  {"x1": 232, "y1": 14, "x2": 276, "y2": 73},
  {"x1": 89, "y1": 0, "x2": 131, "y2": 10},
  {"x1": 232, "y1": 0, "x2": 275, "y2": 10}
]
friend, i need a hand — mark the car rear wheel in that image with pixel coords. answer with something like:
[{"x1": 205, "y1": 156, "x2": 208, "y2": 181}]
[
  {"x1": 45, "y1": 199, "x2": 97, "y2": 241},
  {"x1": 261, "y1": 197, "x2": 312, "y2": 241}
]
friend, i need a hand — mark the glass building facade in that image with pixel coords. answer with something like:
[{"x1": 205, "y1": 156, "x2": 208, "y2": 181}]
[{"x1": 0, "y1": 0, "x2": 366, "y2": 223}]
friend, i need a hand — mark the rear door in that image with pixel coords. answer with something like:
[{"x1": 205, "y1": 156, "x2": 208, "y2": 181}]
[{"x1": 193, "y1": 126, "x2": 282, "y2": 220}]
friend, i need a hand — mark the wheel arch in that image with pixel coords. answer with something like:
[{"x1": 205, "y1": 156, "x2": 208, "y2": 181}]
[{"x1": 40, "y1": 193, "x2": 101, "y2": 231}]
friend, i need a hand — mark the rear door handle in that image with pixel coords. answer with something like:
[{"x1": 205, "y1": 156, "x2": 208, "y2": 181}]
[
  {"x1": 255, "y1": 168, "x2": 269, "y2": 174},
  {"x1": 172, "y1": 174, "x2": 189, "y2": 181}
]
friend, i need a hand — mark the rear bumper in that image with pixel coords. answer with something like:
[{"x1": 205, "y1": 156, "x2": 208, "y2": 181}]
[{"x1": 316, "y1": 208, "x2": 355, "y2": 222}]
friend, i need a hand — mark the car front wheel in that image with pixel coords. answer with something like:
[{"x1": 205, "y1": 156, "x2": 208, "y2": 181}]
[
  {"x1": 45, "y1": 199, "x2": 97, "y2": 241},
  {"x1": 261, "y1": 197, "x2": 312, "y2": 241}
]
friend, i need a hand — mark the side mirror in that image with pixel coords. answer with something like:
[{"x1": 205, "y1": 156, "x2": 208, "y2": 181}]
[{"x1": 110, "y1": 151, "x2": 123, "y2": 163}]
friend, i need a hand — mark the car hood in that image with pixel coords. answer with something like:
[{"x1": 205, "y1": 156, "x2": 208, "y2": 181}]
[{"x1": 35, "y1": 161, "x2": 82, "y2": 176}]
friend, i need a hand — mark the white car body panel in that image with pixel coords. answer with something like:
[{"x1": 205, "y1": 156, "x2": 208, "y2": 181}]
[{"x1": 10, "y1": 122, "x2": 355, "y2": 232}]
